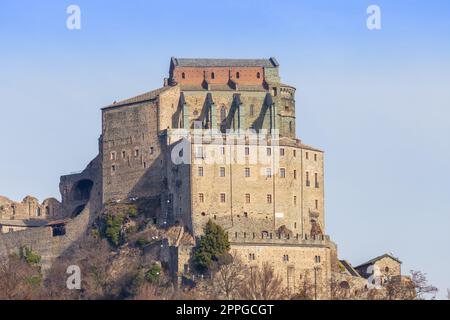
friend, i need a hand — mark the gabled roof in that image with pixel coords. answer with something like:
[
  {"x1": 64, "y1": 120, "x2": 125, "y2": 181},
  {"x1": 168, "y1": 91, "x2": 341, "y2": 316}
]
[
  {"x1": 171, "y1": 57, "x2": 279, "y2": 68},
  {"x1": 355, "y1": 254, "x2": 402, "y2": 269},
  {"x1": 339, "y1": 260, "x2": 362, "y2": 277}
]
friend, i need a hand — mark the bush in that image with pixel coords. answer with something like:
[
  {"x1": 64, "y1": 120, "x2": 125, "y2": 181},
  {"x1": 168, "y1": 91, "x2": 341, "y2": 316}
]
[
  {"x1": 145, "y1": 264, "x2": 162, "y2": 284},
  {"x1": 20, "y1": 246, "x2": 41, "y2": 266},
  {"x1": 128, "y1": 206, "x2": 138, "y2": 218},
  {"x1": 136, "y1": 237, "x2": 150, "y2": 248},
  {"x1": 193, "y1": 220, "x2": 230, "y2": 272},
  {"x1": 103, "y1": 213, "x2": 125, "y2": 246}
]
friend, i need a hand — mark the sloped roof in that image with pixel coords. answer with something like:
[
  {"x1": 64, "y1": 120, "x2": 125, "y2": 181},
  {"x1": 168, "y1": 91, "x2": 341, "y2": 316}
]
[
  {"x1": 171, "y1": 57, "x2": 279, "y2": 68},
  {"x1": 339, "y1": 260, "x2": 362, "y2": 277},
  {"x1": 103, "y1": 86, "x2": 170, "y2": 109},
  {"x1": 355, "y1": 254, "x2": 402, "y2": 269}
]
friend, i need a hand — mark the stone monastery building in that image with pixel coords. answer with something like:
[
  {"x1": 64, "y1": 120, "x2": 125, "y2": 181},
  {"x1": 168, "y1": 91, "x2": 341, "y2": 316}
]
[{"x1": 0, "y1": 58, "x2": 403, "y2": 298}]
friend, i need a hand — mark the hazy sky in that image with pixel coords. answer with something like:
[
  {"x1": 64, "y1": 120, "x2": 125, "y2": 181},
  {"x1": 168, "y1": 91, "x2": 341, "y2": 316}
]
[{"x1": 0, "y1": 0, "x2": 449, "y2": 298}]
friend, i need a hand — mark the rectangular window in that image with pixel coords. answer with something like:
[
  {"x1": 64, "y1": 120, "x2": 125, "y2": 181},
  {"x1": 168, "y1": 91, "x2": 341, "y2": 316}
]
[
  {"x1": 220, "y1": 193, "x2": 226, "y2": 203},
  {"x1": 110, "y1": 152, "x2": 116, "y2": 161},
  {"x1": 293, "y1": 150, "x2": 297, "y2": 157},
  {"x1": 314, "y1": 154, "x2": 318, "y2": 161},
  {"x1": 280, "y1": 168, "x2": 286, "y2": 178},
  {"x1": 134, "y1": 149, "x2": 139, "y2": 157},
  {"x1": 220, "y1": 147, "x2": 225, "y2": 155},
  {"x1": 267, "y1": 194, "x2": 272, "y2": 204},
  {"x1": 219, "y1": 167, "x2": 226, "y2": 177},
  {"x1": 294, "y1": 196, "x2": 297, "y2": 205},
  {"x1": 315, "y1": 256, "x2": 321, "y2": 263},
  {"x1": 266, "y1": 168, "x2": 272, "y2": 178},
  {"x1": 195, "y1": 146, "x2": 204, "y2": 159},
  {"x1": 283, "y1": 255, "x2": 289, "y2": 262},
  {"x1": 294, "y1": 170, "x2": 297, "y2": 180},
  {"x1": 267, "y1": 147, "x2": 272, "y2": 156},
  {"x1": 111, "y1": 165, "x2": 116, "y2": 173},
  {"x1": 245, "y1": 147, "x2": 250, "y2": 156},
  {"x1": 245, "y1": 167, "x2": 251, "y2": 177},
  {"x1": 306, "y1": 172, "x2": 310, "y2": 187},
  {"x1": 315, "y1": 173, "x2": 319, "y2": 188},
  {"x1": 199, "y1": 193, "x2": 204, "y2": 203},
  {"x1": 315, "y1": 199, "x2": 319, "y2": 209},
  {"x1": 122, "y1": 151, "x2": 126, "y2": 159},
  {"x1": 306, "y1": 152, "x2": 309, "y2": 160},
  {"x1": 245, "y1": 193, "x2": 251, "y2": 203},
  {"x1": 150, "y1": 147, "x2": 154, "y2": 155},
  {"x1": 198, "y1": 167, "x2": 204, "y2": 177},
  {"x1": 280, "y1": 148, "x2": 285, "y2": 156}
]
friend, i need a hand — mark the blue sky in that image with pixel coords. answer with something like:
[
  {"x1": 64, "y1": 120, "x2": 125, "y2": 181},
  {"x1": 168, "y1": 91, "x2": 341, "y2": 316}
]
[{"x1": 0, "y1": 0, "x2": 449, "y2": 298}]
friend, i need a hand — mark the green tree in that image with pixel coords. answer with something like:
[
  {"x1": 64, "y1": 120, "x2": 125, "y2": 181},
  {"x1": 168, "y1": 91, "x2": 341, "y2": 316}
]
[{"x1": 193, "y1": 220, "x2": 230, "y2": 272}]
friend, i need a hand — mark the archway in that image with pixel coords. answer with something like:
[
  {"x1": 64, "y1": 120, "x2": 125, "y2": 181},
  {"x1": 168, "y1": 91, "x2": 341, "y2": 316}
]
[
  {"x1": 71, "y1": 204, "x2": 86, "y2": 218},
  {"x1": 72, "y1": 179, "x2": 93, "y2": 201}
]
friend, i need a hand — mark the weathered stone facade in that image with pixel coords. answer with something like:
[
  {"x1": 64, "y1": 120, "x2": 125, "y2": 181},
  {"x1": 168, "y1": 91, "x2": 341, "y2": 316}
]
[{"x1": 0, "y1": 57, "x2": 404, "y2": 297}]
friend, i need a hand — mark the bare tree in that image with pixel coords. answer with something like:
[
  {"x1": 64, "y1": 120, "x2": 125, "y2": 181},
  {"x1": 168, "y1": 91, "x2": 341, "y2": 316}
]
[
  {"x1": 238, "y1": 263, "x2": 287, "y2": 300},
  {"x1": 291, "y1": 272, "x2": 315, "y2": 300},
  {"x1": 212, "y1": 255, "x2": 246, "y2": 300},
  {"x1": 0, "y1": 254, "x2": 43, "y2": 300},
  {"x1": 409, "y1": 270, "x2": 438, "y2": 300}
]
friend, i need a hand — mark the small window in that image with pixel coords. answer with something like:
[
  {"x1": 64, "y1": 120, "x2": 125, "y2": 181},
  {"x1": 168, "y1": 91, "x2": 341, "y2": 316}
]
[
  {"x1": 266, "y1": 168, "x2": 272, "y2": 178},
  {"x1": 283, "y1": 255, "x2": 289, "y2": 262},
  {"x1": 220, "y1": 193, "x2": 226, "y2": 203},
  {"x1": 198, "y1": 167, "x2": 204, "y2": 177},
  {"x1": 306, "y1": 152, "x2": 309, "y2": 160},
  {"x1": 245, "y1": 147, "x2": 250, "y2": 156},
  {"x1": 280, "y1": 168, "x2": 286, "y2": 178},
  {"x1": 122, "y1": 151, "x2": 126, "y2": 159},
  {"x1": 314, "y1": 154, "x2": 318, "y2": 161},
  {"x1": 315, "y1": 256, "x2": 321, "y2": 263},
  {"x1": 249, "y1": 105, "x2": 255, "y2": 117},
  {"x1": 150, "y1": 147, "x2": 154, "y2": 155},
  {"x1": 199, "y1": 193, "x2": 204, "y2": 203},
  {"x1": 249, "y1": 253, "x2": 256, "y2": 261},
  {"x1": 245, "y1": 167, "x2": 251, "y2": 177},
  {"x1": 201, "y1": 212, "x2": 206, "y2": 217},
  {"x1": 280, "y1": 148, "x2": 285, "y2": 156},
  {"x1": 244, "y1": 212, "x2": 248, "y2": 218},
  {"x1": 219, "y1": 167, "x2": 226, "y2": 177},
  {"x1": 294, "y1": 196, "x2": 297, "y2": 205},
  {"x1": 306, "y1": 172, "x2": 310, "y2": 187},
  {"x1": 267, "y1": 194, "x2": 272, "y2": 204},
  {"x1": 211, "y1": 72, "x2": 215, "y2": 79},
  {"x1": 315, "y1": 200, "x2": 319, "y2": 209},
  {"x1": 267, "y1": 148, "x2": 272, "y2": 156},
  {"x1": 134, "y1": 149, "x2": 139, "y2": 157},
  {"x1": 236, "y1": 72, "x2": 240, "y2": 79},
  {"x1": 294, "y1": 170, "x2": 297, "y2": 180},
  {"x1": 256, "y1": 72, "x2": 261, "y2": 79},
  {"x1": 143, "y1": 162, "x2": 147, "y2": 169},
  {"x1": 293, "y1": 150, "x2": 297, "y2": 157},
  {"x1": 111, "y1": 165, "x2": 116, "y2": 173},
  {"x1": 36, "y1": 207, "x2": 41, "y2": 217},
  {"x1": 245, "y1": 193, "x2": 251, "y2": 203},
  {"x1": 182, "y1": 72, "x2": 186, "y2": 79},
  {"x1": 315, "y1": 173, "x2": 319, "y2": 188},
  {"x1": 110, "y1": 152, "x2": 116, "y2": 161},
  {"x1": 220, "y1": 106, "x2": 227, "y2": 122}
]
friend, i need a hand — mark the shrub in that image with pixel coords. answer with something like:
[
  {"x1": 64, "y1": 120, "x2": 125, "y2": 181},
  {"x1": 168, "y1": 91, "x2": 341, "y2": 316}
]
[
  {"x1": 136, "y1": 237, "x2": 150, "y2": 248},
  {"x1": 128, "y1": 206, "x2": 138, "y2": 218},
  {"x1": 103, "y1": 213, "x2": 125, "y2": 246},
  {"x1": 193, "y1": 220, "x2": 230, "y2": 272},
  {"x1": 20, "y1": 246, "x2": 41, "y2": 266},
  {"x1": 145, "y1": 264, "x2": 162, "y2": 285}
]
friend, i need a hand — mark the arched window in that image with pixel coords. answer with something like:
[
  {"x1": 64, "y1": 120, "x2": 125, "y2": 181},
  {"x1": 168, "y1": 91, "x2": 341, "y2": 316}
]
[
  {"x1": 236, "y1": 72, "x2": 240, "y2": 79},
  {"x1": 220, "y1": 105, "x2": 227, "y2": 122},
  {"x1": 211, "y1": 72, "x2": 215, "y2": 79},
  {"x1": 257, "y1": 72, "x2": 261, "y2": 79}
]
